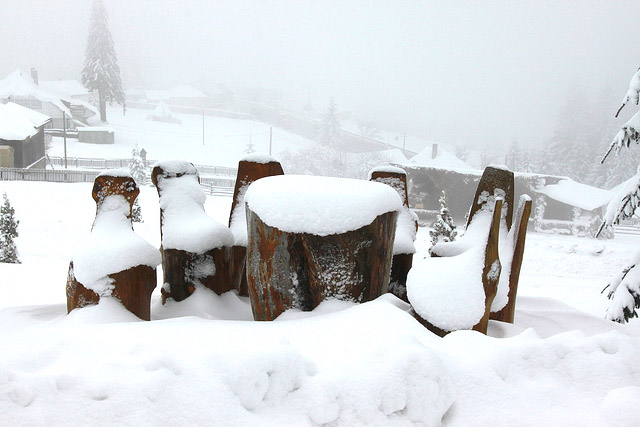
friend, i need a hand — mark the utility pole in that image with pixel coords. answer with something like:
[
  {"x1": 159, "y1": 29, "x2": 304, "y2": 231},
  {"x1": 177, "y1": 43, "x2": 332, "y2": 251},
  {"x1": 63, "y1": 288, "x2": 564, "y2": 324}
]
[
  {"x1": 63, "y1": 111, "x2": 67, "y2": 169},
  {"x1": 269, "y1": 126, "x2": 273, "y2": 156},
  {"x1": 202, "y1": 107, "x2": 205, "y2": 146},
  {"x1": 402, "y1": 132, "x2": 406, "y2": 156}
]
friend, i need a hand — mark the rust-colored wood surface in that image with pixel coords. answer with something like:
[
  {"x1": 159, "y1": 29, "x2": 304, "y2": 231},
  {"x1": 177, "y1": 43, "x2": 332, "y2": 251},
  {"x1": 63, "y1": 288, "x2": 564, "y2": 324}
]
[
  {"x1": 228, "y1": 159, "x2": 285, "y2": 297},
  {"x1": 66, "y1": 173, "x2": 157, "y2": 320},
  {"x1": 246, "y1": 207, "x2": 397, "y2": 321},
  {"x1": 229, "y1": 245, "x2": 248, "y2": 296},
  {"x1": 66, "y1": 261, "x2": 100, "y2": 311},
  {"x1": 490, "y1": 196, "x2": 532, "y2": 323},
  {"x1": 370, "y1": 169, "x2": 417, "y2": 302},
  {"x1": 472, "y1": 199, "x2": 503, "y2": 334},
  {"x1": 152, "y1": 162, "x2": 233, "y2": 301},
  {"x1": 466, "y1": 166, "x2": 514, "y2": 231},
  {"x1": 389, "y1": 253, "x2": 412, "y2": 303},
  {"x1": 369, "y1": 169, "x2": 409, "y2": 207}
]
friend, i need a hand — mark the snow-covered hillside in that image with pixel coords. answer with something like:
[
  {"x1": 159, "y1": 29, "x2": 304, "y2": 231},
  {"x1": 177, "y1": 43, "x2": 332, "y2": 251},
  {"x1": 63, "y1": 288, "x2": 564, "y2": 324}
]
[
  {"x1": 1, "y1": 181, "x2": 640, "y2": 425},
  {"x1": 48, "y1": 106, "x2": 313, "y2": 167}
]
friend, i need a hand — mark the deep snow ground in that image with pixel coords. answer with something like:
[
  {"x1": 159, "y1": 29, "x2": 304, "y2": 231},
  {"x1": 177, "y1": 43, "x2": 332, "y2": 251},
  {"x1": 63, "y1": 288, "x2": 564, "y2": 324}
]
[{"x1": 1, "y1": 180, "x2": 640, "y2": 425}]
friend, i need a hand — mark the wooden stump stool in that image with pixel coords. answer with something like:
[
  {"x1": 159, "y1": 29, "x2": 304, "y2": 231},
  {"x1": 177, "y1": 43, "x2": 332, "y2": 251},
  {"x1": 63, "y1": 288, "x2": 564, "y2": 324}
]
[
  {"x1": 370, "y1": 166, "x2": 418, "y2": 302},
  {"x1": 66, "y1": 171, "x2": 160, "y2": 320},
  {"x1": 228, "y1": 154, "x2": 285, "y2": 297},
  {"x1": 244, "y1": 175, "x2": 402, "y2": 320},
  {"x1": 152, "y1": 161, "x2": 234, "y2": 302}
]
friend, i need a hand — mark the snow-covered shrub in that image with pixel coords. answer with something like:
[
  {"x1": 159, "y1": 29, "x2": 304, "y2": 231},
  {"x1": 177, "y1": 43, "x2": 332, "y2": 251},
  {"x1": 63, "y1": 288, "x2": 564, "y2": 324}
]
[
  {"x1": 0, "y1": 192, "x2": 20, "y2": 264},
  {"x1": 429, "y1": 191, "x2": 457, "y2": 250},
  {"x1": 128, "y1": 147, "x2": 146, "y2": 223}
]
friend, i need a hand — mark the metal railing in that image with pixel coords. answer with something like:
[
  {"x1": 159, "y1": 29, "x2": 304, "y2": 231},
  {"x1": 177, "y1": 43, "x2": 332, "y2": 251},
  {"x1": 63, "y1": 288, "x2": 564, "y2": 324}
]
[
  {"x1": 46, "y1": 156, "x2": 238, "y2": 178},
  {"x1": 0, "y1": 167, "x2": 236, "y2": 196}
]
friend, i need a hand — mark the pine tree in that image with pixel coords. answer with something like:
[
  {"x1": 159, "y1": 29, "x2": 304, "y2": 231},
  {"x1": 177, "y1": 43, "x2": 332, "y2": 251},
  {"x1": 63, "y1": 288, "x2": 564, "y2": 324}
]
[
  {"x1": 81, "y1": 0, "x2": 125, "y2": 122},
  {"x1": 128, "y1": 147, "x2": 145, "y2": 223},
  {"x1": 0, "y1": 193, "x2": 20, "y2": 264},
  {"x1": 598, "y1": 67, "x2": 640, "y2": 322},
  {"x1": 316, "y1": 98, "x2": 342, "y2": 147},
  {"x1": 429, "y1": 191, "x2": 457, "y2": 249},
  {"x1": 128, "y1": 146, "x2": 147, "y2": 186}
]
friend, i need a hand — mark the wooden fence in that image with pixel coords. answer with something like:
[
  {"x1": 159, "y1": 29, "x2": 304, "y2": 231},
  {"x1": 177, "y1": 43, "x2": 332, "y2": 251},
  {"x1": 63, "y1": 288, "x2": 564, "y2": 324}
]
[{"x1": 0, "y1": 167, "x2": 235, "y2": 196}]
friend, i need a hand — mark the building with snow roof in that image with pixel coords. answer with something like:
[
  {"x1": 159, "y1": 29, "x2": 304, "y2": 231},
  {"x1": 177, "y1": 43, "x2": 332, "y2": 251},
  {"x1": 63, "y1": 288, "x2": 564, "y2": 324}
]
[
  {"x1": 403, "y1": 164, "x2": 614, "y2": 237},
  {"x1": 0, "y1": 69, "x2": 97, "y2": 129},
  {"x1": 40, "y1": 79, "x2": 98, "y2": 105},
  {"x1": 0, "y1": 102, "x2": 51, "y2": 168}
]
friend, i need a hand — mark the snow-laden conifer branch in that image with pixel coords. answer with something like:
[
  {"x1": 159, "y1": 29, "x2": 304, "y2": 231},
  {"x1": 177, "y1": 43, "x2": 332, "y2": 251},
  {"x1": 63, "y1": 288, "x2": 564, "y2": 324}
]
[
  {"x1": 615, "y1": 67, "x2": 640, "y2": 118},
  {"x1": 600, "y1": 110, "x2": 640, "y2": 164},
  {"x1": 596, "y1": 168, "x2": 640, "y2": 237}
]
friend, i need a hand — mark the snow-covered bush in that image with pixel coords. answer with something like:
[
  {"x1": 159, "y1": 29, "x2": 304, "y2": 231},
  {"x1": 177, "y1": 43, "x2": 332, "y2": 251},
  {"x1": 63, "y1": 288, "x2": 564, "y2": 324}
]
[
  {"x1": 0, "y1": 192, "x2": 20, "y2": 264},
  {"x1": 429, "y1": 191, "x2": 457, "y2": 250}
]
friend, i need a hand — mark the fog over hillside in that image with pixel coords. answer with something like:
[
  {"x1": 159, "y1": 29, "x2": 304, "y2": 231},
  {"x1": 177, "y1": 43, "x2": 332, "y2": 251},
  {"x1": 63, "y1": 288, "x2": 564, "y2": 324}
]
[{"x1": 2, "y1": 1, "x2": 640, "y2": 147}]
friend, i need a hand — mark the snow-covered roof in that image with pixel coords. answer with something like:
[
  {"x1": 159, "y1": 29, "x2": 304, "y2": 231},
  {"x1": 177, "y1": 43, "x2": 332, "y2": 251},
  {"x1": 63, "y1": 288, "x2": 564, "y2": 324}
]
[
  {"x1": 537, "y1": 179, "x2": 614, "y2": 211},
  {"x1": 0, "y1": 102, "x2": 51, "y2": 140},
  {"x1": 0, "y1": 69, "x2": 72, "y2": 116},
  {"x1": 153, "y1": 101, "x2": 173, "y2": 119},
  {"x1": 408, "y1": 144, "x2": 474, "y2": 170},
  {"x1": 40, "y1": 80, "x2": 89, "y2": 97}
]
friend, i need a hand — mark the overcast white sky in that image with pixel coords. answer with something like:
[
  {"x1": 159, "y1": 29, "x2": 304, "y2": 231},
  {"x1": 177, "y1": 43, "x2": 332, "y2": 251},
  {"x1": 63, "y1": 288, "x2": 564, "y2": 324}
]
[{"x1": 2, "y1": 0, "x2": 640, "y2": 147}]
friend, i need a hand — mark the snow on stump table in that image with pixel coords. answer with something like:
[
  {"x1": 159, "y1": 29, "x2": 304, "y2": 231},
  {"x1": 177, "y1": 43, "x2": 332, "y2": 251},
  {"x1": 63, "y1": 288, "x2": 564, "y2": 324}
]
[
  {"x1": 408, "y1": 199, "x2": 503, "y2": 336},
  {"x1": 369, "y1": 166, "x2": 418, "y2": 302},
  {"x1": 152, "y1": 161, "x2": 234, "y2": 302},
  {"x1": 66, "y1": 170, "x2": 161, "y2": 320},
  {"x1": 228, "y1": 153, "x2": 285, "y2": 297},
  {"x1": 244, "y1": 175, "x2": 402, "y2": 321}
]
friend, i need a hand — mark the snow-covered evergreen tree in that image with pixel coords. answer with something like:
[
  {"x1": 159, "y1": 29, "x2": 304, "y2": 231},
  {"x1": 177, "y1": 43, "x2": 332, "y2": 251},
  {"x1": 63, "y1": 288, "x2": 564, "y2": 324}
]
[
  {"x1": 316, "y1": 98, "x2": 342, "y2": 147},
  {"x1": 598, "y1": 67, "x2": 640, "y2": 322},
  {"x1": 128, "y1": 147, "x2": 145, "y2": 223},
  {"x1": 129, "y1": 146, "x2": 147, "y2": 186},
  {"x1": 81, "y1": 0, "x2": 125, "y2": 122},
  {"x1": 429, "y1": 191, "x2": 457, "y2": 249},
  {"x1": 0, "y1": 193, "x2": 20, "y2": 264}
]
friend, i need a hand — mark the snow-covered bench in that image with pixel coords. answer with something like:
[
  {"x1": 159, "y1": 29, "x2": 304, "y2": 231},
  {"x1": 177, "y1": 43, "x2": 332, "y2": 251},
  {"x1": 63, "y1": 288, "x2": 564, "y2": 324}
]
[
  {"x1": 369, "y1": 166, "x2": 418, "y2": 302},
  {"x1": 412, "y1": 165, "x2": 531, "y2": 333},
  {"x1": 407, "y1": 198, "x2": 503, "y2": 336},
  {"x1": 228, "y1": 153, "x2": 284, "y2": 297},
  {"x1": 66, "y1": 170, "x2": 161, "y2": 320},
  {"x1": 151, "y1": 161, "x2": 234, "y2": 303},
  {"x1": 244, "y1": 175, "x2": 402, "y2": 320}
]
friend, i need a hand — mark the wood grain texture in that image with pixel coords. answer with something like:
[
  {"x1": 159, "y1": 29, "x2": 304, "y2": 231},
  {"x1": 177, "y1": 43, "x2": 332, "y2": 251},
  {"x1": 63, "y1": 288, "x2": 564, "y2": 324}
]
[
  {"x1": 228, "y1": 159, "x2": 285, "y2": 297},
  {"x1": 370, "y1": 169, "x2": 416, "y2": 302},
  {"x1": 66, "y1": 173, "x2": 156, "y2": 320},
  {"x1": 246, "y1": 207, "x2": 397, "y2": 321},
  {"x1": 490, "y1": 196, "x2": 532, "y2": 323}
]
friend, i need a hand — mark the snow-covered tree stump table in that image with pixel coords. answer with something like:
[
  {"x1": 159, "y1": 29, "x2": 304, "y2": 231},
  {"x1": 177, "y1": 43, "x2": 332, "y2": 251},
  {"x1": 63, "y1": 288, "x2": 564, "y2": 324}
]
[
  {"x1": 66, "y1": 171, "x2": 161, "y2": 320},
  {"x1": 152, "y1": 161, "x2": 234, "y2": 302},
  {"x1": 228, "y1": 154, "x2": 284, "y2": 297},
  {"x1": 244, "y1": 175, "x2": 402, "y2": 321},
  {"x1": 369, "y1": 166, "x2": 418, "y2": 302},
  {"x1": 408, "y1": 199, "x2": 503, "y2": 336}
]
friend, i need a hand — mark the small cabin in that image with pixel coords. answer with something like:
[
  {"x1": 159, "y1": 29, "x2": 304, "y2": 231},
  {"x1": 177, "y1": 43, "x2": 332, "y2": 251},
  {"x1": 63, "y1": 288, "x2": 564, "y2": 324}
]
[{"x1": 0, "y1": 102, "x2": 51, "y2": 168}]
